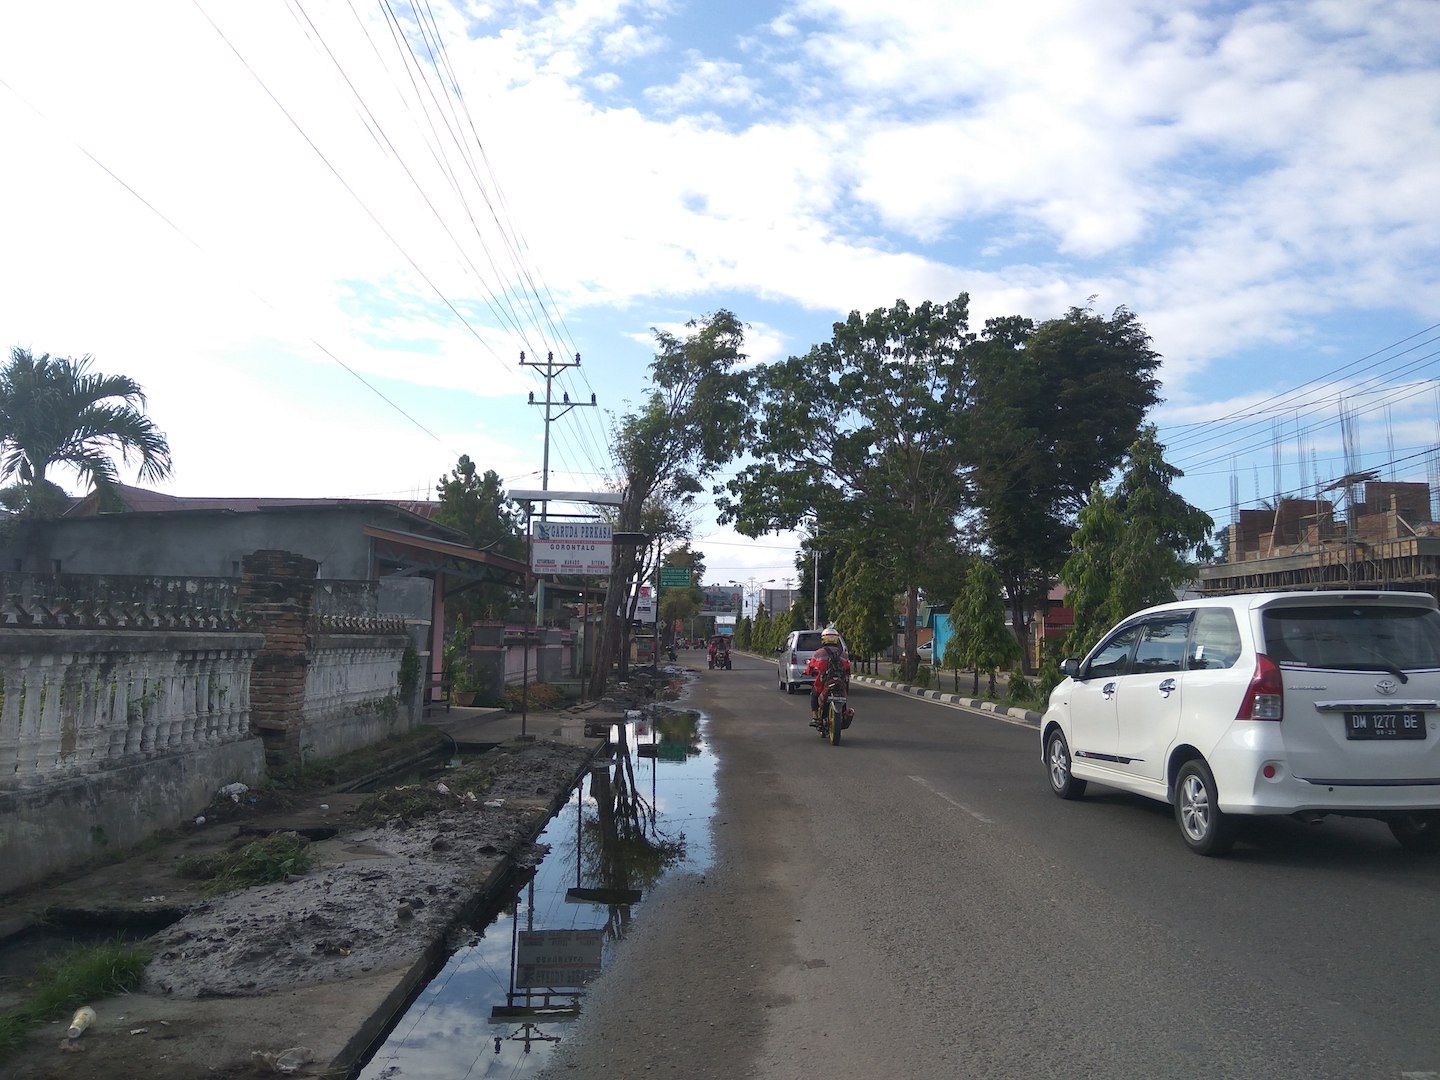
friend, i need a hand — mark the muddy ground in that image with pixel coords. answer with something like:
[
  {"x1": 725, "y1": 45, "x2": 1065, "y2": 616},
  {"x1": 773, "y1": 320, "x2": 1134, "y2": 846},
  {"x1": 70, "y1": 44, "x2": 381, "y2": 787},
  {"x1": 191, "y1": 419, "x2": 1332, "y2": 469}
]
[{"x1": 0, "y1": 704, "x2": 621, "y2": 1080}]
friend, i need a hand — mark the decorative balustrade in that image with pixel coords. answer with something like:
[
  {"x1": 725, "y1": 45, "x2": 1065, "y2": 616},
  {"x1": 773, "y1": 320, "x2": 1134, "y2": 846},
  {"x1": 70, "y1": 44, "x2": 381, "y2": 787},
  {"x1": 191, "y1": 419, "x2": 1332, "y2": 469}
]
[
  {"x1": 0, "y1": 572, "x2": 249, "y2": 631},
  {"x1": 0, "y1": 632, "x2": 262, "y2": 789}
]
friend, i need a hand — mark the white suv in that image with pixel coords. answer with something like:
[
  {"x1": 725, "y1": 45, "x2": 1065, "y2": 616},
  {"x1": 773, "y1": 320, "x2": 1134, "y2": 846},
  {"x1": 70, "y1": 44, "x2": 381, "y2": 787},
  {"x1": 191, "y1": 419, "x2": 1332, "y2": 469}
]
[
  {"x1": 1042, "y1": 591, "x2": 1440, "y2": 855},
  {"x1": 777, "y1": 630, "x2": 846, "y2": 693}
]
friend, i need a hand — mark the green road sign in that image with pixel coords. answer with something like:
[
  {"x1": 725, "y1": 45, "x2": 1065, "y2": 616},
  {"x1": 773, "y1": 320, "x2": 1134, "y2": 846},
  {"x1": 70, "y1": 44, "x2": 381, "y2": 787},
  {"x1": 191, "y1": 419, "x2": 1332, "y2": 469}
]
[{"x1": 659, "y1": 568, "x2": 692, "y2": 587}]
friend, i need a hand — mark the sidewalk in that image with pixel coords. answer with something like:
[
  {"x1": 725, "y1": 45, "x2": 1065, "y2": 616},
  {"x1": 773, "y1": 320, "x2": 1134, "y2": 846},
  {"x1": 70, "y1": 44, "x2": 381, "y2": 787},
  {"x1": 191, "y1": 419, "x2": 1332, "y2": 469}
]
[{"x1": 423, "y1": 697, "x2": 617, "y2": 749}]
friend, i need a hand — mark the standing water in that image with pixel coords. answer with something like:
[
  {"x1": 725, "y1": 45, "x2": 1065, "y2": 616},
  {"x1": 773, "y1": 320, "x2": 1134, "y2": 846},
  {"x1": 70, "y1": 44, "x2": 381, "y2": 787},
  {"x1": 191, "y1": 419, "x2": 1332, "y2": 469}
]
[{"x1": 357, "y1": 707, "x2": 716, "y2": 1079}]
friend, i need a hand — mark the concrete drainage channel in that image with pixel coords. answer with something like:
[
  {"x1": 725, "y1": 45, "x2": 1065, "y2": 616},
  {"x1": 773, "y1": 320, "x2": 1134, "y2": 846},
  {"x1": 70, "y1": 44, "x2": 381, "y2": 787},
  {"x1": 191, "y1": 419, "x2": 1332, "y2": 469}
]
[{"x1": 354, "y1": 706, "x2": 717, "y2": 1079}]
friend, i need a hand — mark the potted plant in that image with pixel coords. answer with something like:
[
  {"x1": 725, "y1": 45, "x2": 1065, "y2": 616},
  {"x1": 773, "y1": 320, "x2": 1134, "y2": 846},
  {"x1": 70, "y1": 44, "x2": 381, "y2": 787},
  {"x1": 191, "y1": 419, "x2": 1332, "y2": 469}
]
[{"x1": 451, "y1": 663, "x2": 482, "y2": 707}]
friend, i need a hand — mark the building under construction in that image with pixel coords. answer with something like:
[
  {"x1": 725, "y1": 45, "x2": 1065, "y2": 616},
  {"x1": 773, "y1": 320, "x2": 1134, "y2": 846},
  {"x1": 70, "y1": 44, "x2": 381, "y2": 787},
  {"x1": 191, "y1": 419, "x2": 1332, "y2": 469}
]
[{"x1": 1198, "y1": 477, "x2": 1440, "y2": 599}]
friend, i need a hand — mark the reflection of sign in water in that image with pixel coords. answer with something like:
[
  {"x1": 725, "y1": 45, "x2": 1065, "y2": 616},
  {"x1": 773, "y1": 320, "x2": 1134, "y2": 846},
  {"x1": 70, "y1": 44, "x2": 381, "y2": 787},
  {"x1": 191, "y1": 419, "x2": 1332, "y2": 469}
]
[
  {"x1": 516, "y1": 929, "x2": 604, "y2": 988},
  {"x1": 531, "y1": 521, "x2": 612, "y2": 576}
]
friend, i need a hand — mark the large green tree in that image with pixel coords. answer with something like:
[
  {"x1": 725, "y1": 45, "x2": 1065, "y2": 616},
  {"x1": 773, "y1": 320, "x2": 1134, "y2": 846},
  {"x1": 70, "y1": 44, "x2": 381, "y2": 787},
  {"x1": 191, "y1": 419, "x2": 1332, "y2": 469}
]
[
  {"x1": 0, "y1": 347, "x2": 173, "y2": 516},
  {"x1": 967, "y1": 306, "x2": 1162, "y2": 666},
  {"x1": 1061, "y1": 426, "x2": 1214, "y2": 656},
  {"x1": 591, "y1": 311, "x2": 752, "y2": 695},
  {"x1": 719, "y1": 295, "x2": 974, "y2": 681}
]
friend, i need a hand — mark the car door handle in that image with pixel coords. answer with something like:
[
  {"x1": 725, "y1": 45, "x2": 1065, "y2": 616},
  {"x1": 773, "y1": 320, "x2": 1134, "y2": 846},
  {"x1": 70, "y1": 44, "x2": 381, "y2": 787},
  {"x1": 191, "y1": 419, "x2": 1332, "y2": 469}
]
[
  {"x1": 1102, "y1": 681, "x2": 1117, "y2": 699},
  {"x1": 1158, "y1": 678, "x2": 1177, "y2": 698}
]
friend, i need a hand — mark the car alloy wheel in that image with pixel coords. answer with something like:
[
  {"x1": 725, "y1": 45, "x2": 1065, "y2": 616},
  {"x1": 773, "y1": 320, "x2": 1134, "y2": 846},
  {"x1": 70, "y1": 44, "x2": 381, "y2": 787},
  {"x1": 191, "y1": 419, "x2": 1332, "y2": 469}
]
[
  {"x1": 1046, "y1": 730, "x2": 1086, "y2": 800},
  {"x1": 1174, "y1": 759, "x2": 1235, "y2": 856}
]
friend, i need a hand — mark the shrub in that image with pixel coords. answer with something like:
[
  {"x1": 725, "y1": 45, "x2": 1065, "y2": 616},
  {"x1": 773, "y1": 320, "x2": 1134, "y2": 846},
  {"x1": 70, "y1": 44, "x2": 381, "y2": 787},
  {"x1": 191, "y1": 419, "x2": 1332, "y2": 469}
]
[
  {"x1": 177, "y1": 832, "x2": 313, "y2": 895},
  {"x1": 1007, "y1": 671, "x2": 1035, "y2": 704},
  {"x1": 500, "y1": 682, "x2": 567, "y2": 712},
  {"x1": 1035, "y1": 659, "x2": 1064, "y2": 704}
]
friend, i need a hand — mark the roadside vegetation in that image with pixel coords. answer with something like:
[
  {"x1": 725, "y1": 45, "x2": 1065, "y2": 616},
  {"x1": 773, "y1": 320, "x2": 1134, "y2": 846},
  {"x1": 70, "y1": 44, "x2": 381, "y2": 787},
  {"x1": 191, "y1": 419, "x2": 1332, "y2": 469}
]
[
  {"x1": 176, "y1": 833, "x2": 314, "y2": 895},
  {"x1": 0, "y1": 938, "x2": 149, "y2": 1063}
]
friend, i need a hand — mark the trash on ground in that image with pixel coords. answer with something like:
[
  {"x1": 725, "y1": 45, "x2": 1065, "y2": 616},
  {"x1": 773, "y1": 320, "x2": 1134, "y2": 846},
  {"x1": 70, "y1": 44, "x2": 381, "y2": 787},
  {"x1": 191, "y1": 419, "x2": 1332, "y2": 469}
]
[
  {"x1": 251, "y1": 1046, "x2": 316, "y2": 1074},
  {"x1": 129, "y1": 1027, "x2": 149, "y2": 1036},
  {"x1": 66, "y1": 1006, "x2": 96, "y2": 1040},
  {"x1": 218, "y1": 782, "x2": 249, "y2": 801}
]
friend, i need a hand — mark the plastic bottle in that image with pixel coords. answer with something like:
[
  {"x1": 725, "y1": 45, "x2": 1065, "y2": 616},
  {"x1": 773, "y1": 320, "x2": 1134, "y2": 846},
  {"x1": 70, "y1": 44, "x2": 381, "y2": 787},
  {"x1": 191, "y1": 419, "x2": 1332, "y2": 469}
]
[{"x1": 67, "y1": 1006, "x2": 96, "y2": 1039}]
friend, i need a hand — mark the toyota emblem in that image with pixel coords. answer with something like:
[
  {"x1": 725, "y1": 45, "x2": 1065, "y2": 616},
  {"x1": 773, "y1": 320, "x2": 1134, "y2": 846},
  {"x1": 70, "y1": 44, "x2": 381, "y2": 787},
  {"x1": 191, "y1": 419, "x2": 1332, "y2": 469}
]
[{"x1": 1375, "y1": 678, "x2": 1399, "y2": 696}]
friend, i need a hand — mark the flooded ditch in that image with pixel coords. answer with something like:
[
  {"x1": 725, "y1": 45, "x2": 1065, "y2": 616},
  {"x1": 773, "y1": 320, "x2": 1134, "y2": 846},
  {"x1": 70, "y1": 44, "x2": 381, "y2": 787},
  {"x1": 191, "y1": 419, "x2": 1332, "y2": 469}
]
[{"x1": 354, "y1": 705, "x2": 717, "y2": 1080}]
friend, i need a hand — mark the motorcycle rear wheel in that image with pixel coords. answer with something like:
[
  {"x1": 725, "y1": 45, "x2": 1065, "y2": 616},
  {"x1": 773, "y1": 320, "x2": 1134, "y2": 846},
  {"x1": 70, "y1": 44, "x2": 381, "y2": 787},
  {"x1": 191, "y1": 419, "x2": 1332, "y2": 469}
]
[{"x1": 827, "y1": 701, "x2": 842, "y2": 745}]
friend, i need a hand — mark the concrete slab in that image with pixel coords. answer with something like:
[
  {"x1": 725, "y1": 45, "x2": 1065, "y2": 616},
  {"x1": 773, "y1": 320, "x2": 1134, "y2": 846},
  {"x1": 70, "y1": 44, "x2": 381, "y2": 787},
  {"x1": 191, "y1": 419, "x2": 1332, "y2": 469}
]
[{"x1": 423, "y1": 701, "x2": 622, "y2": 751}]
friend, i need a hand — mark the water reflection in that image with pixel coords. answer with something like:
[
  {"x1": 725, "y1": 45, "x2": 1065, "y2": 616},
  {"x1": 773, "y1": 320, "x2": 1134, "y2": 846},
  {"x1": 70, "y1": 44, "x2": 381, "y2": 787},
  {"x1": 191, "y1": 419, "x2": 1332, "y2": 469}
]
[{"x1": 356, "y1": 707, "x2": 713, "y2": 1080}]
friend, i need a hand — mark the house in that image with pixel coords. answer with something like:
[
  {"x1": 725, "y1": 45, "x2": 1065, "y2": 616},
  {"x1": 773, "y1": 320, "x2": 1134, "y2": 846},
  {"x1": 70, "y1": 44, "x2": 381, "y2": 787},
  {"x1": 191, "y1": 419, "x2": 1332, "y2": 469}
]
[{"x1": 0, "y1": 484, "x2": 532, "y2": 692}]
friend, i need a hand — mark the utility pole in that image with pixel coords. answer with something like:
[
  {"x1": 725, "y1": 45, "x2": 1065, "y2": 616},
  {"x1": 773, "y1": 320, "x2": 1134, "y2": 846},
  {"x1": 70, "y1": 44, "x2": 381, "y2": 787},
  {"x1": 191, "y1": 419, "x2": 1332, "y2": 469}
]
[{"x1": 521, "y1": 350, "x2": 597, "y2": 625}]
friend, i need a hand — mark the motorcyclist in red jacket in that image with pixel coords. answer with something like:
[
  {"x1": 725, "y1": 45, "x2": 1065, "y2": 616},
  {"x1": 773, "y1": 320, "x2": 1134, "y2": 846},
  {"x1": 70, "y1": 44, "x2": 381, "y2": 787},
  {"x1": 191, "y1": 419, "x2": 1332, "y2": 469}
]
[{"x1": 805, "y1": 626, "x2": 851, "y2": 727}]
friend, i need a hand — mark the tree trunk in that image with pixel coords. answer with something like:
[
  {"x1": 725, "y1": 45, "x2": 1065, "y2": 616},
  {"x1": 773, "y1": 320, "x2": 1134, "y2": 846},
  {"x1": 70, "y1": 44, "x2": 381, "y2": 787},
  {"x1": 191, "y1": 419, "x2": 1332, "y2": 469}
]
[{"x1": 902, "y1": 586, "x2": 919, "y2": 682}]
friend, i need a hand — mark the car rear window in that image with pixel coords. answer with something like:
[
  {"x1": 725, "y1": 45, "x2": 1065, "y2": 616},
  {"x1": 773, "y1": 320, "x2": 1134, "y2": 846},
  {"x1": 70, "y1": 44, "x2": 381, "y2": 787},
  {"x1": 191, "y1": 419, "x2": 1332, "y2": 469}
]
[
  {"x1": 795, "y1": 632, "x2": 822, "y2": 652},
  {"x1": 1262, "y1": 604, "x2": 1440, "y2": 671}
]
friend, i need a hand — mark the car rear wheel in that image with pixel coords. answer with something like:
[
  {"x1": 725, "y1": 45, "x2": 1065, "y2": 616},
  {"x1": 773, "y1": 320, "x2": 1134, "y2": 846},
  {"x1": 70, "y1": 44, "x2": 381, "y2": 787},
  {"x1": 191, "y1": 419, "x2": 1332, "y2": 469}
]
[
  {"x1": 1388, "y1": 812, "x2": 1440, "y2": 853},
  {"x1": 1174, "y1": 759, "x2": 1236, "y2": 856},
  {"x1": 1045, "y1": 730, "x2": 1086, "y2": 800}
]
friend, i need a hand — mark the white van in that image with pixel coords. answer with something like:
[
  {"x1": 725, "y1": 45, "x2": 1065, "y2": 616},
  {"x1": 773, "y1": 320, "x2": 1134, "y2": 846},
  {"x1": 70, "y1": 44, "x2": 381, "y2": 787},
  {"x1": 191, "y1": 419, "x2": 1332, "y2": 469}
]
[
  {"x1": 1042, "y1": 590, "x2": 1440, "y2": 855},
  {"x1": 778, "y1": 629, "x2": 847, "y2": 693}
]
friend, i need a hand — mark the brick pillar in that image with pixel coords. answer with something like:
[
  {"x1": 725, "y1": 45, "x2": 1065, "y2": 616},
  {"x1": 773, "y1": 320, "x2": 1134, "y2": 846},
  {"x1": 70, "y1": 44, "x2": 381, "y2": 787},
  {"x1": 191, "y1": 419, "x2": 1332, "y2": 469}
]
[{"x1": 239, "y1": 550, "x2": 318, "y2": 765}]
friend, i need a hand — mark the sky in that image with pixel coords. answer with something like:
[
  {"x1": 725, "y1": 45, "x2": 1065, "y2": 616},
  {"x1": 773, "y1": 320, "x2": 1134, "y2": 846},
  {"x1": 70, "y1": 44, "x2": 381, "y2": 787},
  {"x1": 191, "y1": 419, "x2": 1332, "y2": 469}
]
[{"x1": 2, "y1": 0, "x2": 1438, "y2": 592}]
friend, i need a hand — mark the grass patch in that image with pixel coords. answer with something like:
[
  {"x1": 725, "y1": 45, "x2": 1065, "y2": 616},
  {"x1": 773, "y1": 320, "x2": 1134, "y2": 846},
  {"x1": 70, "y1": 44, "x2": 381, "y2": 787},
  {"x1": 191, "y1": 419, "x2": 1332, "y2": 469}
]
[
  {"x1": 176, "y1": 832, "x2": 313, "y2": 895},
  {"x1": 0, "y1": 938, "x2": 148, "y2": 1064}
]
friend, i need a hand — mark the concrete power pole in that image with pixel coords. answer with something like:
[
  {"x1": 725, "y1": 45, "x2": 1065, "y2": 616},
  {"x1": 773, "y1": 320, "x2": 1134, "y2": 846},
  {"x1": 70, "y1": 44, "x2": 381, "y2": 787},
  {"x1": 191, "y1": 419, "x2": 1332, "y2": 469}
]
[{"x1": 521, "y1": 350, "x2": 597, "y2": 622}]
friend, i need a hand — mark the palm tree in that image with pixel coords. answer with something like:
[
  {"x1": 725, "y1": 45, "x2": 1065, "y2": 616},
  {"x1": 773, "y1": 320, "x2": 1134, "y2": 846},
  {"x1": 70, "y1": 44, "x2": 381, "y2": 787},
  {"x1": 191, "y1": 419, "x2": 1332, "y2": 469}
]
[{"x1": 0, "y1": 347, "x2": 173, "y2": 516}]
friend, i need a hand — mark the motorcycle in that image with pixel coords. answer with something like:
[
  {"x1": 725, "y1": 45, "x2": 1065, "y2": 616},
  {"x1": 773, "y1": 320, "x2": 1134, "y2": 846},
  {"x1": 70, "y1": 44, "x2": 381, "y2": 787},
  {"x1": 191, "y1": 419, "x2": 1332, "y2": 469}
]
[
  {"x1": 816, "y1": 675, "x2": 852, "y2": 746},
  {"x1": 667, "y1": 645, "x2": 677, "y2": 662},
  {"x1": 719, "y1": 650, "x2": 732, "y2": 670}
]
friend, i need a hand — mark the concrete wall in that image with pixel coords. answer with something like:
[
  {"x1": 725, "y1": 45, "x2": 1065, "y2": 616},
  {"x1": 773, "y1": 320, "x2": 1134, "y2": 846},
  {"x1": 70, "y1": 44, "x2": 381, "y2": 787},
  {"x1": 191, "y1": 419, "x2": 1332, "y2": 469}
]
[
  {"x1": 0, "y1": 555, "x2": 417, "y2": 895},
  {"x1": 0, "y1": 628, "x2": 267, "y2": 891}
]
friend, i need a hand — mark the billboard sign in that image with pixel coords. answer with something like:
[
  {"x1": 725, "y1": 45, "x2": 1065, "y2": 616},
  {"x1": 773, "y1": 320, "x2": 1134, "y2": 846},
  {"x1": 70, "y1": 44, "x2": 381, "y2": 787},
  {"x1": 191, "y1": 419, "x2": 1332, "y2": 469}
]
[
  {"x1": 633, "y1": 585, "x2": 657, "y2": 623},
  {"x1": 699, "y1": 586, "x2": 742, "y2": 616},
  {"x1": 531, "y1": 521, "x2": 612, "y2": 576}
]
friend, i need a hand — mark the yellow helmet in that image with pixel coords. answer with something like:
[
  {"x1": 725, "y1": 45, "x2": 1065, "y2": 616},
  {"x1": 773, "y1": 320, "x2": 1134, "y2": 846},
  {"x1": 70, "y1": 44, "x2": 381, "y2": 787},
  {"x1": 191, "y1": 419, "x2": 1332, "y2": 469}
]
[{"x1": 821, "y1": 627, "x2": 841, "y2": 647}]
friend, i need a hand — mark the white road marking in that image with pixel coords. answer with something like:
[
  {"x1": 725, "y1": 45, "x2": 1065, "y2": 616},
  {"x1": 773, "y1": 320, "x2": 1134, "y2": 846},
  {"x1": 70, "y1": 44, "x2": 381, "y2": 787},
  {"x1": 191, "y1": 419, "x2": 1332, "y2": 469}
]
[{"x1": 909, "y1": 775, "x2": 995, "y2": 824}]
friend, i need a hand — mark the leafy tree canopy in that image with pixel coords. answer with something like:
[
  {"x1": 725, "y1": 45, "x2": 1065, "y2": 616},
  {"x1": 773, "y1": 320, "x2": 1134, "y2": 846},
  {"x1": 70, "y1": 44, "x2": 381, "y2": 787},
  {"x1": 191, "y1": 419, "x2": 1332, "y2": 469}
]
[
  {"x1": 0, "y1": 347, "x2": 172, "y2": 516},
  {"x1": 719, "y1": 295, "x2": 975, "y2": 679},
  {"x1": 966, "y1": 305, "x2": 1163, "y2": 661},
  {"x1": 434, "y1": 455, "x2": 523, "y2": 556}
]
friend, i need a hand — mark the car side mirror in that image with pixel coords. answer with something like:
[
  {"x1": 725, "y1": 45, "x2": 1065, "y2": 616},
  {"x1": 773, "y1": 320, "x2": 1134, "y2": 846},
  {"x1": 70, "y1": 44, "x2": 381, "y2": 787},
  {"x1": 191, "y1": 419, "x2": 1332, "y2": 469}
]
[{"x1": 1059, "y1": 657, "x2": 1081, "y2": 679}]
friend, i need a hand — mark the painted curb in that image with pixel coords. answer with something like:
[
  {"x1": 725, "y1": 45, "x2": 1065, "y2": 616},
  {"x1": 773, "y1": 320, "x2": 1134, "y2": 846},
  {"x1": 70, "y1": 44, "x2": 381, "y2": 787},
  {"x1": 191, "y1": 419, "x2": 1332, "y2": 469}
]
[{"x1": 851, "y1": 674, "x2": 1042, "y2": 727}]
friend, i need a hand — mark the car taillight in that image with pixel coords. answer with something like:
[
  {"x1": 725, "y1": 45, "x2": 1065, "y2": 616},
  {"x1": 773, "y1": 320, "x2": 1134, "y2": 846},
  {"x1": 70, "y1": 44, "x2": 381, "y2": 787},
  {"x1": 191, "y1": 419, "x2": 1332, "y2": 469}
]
[{"x1": 1236, "y1": 653, "x2": 1283, "y2": 721}]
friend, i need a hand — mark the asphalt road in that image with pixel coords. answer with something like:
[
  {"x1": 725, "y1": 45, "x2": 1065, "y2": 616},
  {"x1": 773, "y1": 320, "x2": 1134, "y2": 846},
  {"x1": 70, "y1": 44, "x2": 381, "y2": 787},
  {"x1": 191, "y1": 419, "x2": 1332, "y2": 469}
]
[{"x1": 540, "y1": 652, "x2": 1440, "y2": 1080}]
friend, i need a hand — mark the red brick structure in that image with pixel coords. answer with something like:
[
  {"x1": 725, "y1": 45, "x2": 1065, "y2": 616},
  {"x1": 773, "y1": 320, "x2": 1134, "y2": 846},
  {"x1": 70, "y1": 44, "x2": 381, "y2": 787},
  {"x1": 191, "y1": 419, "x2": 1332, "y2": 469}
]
[{"x1": 240, "y1": 550, "x2": 318, "y2": 763}]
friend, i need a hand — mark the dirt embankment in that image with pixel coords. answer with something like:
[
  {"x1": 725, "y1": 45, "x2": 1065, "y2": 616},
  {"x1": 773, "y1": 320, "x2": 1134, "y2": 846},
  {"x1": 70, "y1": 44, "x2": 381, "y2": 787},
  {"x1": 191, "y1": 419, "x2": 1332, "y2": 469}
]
[{"x1": 0, "y1": 726, "x2": 604, "y2": 1080}]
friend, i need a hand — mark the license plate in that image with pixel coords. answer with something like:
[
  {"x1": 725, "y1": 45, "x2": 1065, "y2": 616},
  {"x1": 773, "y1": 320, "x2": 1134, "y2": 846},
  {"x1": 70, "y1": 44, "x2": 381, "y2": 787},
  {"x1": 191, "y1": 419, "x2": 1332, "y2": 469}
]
[{"x1": 1344, "y1": 712, "x2": 1426, "y2": 740}]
